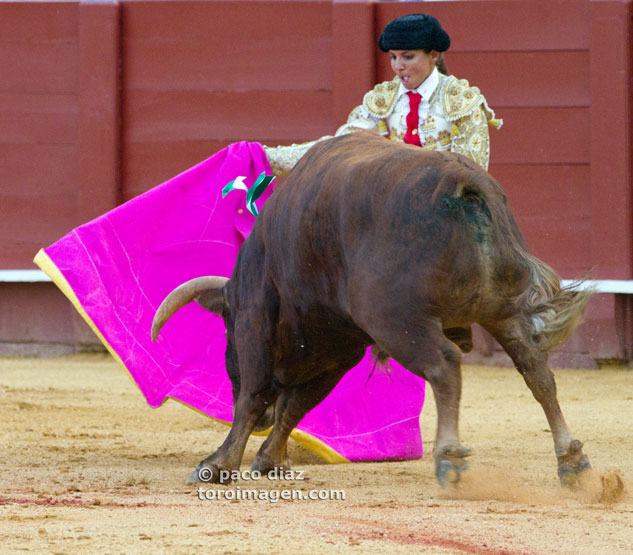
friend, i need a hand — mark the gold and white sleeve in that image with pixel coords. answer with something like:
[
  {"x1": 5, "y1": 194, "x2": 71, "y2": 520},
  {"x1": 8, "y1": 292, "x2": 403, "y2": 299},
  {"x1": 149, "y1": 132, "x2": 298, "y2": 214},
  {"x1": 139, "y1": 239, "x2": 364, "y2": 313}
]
[
  {"x1": 334, "y1": 105, "x2": 380, "y2": 136},
  {"x1": 450, "y1": 105, "x2": 493, "y2": 171},
  {"x1": 263, "y1": 106, "x2": 380, "y2": 176},
  {"x1": 263, "y1": 138, "x2": 331, "y2": 177}
]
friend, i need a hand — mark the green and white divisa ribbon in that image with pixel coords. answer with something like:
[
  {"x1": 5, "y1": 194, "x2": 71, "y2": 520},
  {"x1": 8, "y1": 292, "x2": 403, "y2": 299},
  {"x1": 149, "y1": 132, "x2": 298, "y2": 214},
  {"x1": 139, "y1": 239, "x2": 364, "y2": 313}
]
[{"x1": 222, "y1": 172, "x2": 275, "y2": 216}]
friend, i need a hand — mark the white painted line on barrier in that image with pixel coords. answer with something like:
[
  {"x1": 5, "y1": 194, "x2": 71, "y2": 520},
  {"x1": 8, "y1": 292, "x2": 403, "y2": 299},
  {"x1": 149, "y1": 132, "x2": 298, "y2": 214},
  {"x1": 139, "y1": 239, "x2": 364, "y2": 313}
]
[
  {"x1": 0, "y1": 271, "x2": 632, "y2": 293},
  {"x1": 560, "y1": 280, "x2": 633, "y2": 294},
  {"x1": 0, "y1": 270, "x2": 52, "y2": 283}
]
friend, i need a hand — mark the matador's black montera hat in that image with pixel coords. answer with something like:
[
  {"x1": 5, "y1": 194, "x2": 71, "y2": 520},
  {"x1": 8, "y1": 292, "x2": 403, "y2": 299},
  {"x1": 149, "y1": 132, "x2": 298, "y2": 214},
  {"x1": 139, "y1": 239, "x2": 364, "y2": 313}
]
[{"x1": 378, "y1": 14, "x2": 451, "y2": 53}]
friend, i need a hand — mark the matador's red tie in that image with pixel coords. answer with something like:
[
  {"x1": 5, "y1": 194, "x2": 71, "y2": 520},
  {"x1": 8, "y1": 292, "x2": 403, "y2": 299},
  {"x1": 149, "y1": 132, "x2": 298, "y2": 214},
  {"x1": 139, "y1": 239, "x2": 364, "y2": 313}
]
[{"x1": 404, "y1": 91, "x2": 422, "y2": 146}]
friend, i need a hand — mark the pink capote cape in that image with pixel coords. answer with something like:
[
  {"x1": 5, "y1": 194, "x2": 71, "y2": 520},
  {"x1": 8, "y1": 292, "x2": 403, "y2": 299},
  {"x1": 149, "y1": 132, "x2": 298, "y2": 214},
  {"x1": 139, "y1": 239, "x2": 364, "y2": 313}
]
[{"x1": 34, "y1": 141, "x2": 425, "y2": 462}]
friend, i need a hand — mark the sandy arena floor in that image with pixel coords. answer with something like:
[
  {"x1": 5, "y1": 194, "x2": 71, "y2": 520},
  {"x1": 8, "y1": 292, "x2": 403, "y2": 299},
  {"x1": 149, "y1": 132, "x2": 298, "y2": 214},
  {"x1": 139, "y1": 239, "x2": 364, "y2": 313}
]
[{"x1": 0, "y1": 354, "x2": 631, "y2": 554}]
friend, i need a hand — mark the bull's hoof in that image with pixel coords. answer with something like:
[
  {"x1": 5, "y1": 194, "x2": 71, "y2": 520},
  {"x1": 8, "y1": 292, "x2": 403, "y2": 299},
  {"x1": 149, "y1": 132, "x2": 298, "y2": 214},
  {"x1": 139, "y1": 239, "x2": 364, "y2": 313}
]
[
  {"x1": 186, "y1": 463, "x2": 224, "y2": 484},
  {"x1": 435, "y1": 445, "x2": 471, "y2": 488},
  {"x1": 251, "y1": 454, "x2": 291, "y2": 475},
  {"x1": 558, "y1": 458, "x2": 592, "y2": 487},
  {"x1": 557, "y1": 439, "x2": 591, "y2": 487},
  {"x1": 436, "y1": 460, "x2": 464, "y2": 487}
]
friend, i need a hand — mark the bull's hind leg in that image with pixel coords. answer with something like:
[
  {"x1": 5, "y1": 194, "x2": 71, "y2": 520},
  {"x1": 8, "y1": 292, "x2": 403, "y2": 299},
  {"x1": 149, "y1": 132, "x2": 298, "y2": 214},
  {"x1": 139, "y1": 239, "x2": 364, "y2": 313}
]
[
  {"x1": 486, "y1": 321, "x2": 591, "y2": 486},
  {"x1": 367, "y1": 319, "x2": 471, "y2": 487},
  {"x1": 422, "y1": 339, "x2": 472, "y2": 487}
]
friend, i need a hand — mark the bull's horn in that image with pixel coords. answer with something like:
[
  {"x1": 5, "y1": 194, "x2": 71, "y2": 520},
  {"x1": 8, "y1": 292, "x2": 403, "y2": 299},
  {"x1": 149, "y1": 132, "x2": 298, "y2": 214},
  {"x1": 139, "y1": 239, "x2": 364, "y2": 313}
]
[{"x1": 151, "y1": 276, "x2": 229, "y2": 342}]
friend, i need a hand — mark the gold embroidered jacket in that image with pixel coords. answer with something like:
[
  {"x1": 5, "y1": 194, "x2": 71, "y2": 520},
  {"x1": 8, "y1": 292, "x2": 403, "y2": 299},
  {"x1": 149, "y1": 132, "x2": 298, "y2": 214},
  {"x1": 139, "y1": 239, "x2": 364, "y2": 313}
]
[{"x1": 264, "y1": 73, "x2": 502, "y2": 176}]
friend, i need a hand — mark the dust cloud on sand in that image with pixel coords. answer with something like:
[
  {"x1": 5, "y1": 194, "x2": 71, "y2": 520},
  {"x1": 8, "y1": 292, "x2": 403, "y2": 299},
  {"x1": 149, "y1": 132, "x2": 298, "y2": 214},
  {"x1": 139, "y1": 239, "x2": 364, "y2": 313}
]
[
  {"x1": 1, "y1": 355, "x2": 632, "y2": 554},
  {"x1": 442, "y1": 467, "x2": 626, "y2": 506}
]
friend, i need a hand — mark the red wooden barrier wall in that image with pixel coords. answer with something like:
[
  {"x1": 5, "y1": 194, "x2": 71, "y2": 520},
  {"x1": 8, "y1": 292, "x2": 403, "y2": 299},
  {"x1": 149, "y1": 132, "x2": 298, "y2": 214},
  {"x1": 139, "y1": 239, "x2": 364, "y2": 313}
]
[
  {"x1": 1, "y1": 3, "x2": 79, "y2": 268},
  {"x1": 1, "y1": 0, "x2": 631, "y2": 362}
]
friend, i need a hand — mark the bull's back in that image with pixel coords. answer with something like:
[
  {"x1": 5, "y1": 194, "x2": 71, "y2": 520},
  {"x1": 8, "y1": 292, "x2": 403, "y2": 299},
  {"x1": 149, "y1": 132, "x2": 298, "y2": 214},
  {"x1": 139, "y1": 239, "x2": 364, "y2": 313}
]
[{"x1": 257, "y1": 133, "x2": 530, "y2": 324}]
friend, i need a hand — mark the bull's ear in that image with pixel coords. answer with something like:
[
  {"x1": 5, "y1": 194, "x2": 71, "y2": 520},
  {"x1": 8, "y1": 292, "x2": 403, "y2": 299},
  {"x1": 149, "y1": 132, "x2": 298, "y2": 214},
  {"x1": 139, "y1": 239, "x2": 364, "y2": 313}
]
[{"x1": 195, "y1": 289, "x2": 225, "y2": 314}]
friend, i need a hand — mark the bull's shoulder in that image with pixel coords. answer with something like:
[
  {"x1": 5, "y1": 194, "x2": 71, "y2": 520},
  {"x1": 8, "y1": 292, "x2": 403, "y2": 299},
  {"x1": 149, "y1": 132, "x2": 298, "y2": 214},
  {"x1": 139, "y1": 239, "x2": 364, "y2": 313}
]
[{"x1": 362, "y1": 77, "x2": 400, "y2": 118}]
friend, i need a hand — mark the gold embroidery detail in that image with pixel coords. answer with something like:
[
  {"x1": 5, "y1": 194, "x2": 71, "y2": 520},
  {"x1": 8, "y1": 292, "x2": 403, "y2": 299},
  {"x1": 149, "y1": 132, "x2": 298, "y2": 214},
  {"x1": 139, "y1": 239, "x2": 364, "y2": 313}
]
[
  {"x1": 346, "y1": 105, "x2": 366, "y2": 125},
  {"x1": 421, "y1": 135, "x2": 438, "y2": 150},
  {"x1": 389, "y1": 128, "x2": 405, "y2": 143},
  {"x1": 363, "y1": 77, "x2": 400, "y2": 118},
  {"x1": 441, "y1": 75, "x2": 503, "y2": 132},
  {"x1": 442, "y1": 76, "x2": 484, "y2": 120},
  {"x1": 422, "y1": 115, "x2": 436, "y2": 131},
  {"x1": 438, "y1": 130, "x2": 451, "y2": 146},
  {"x1": 450, "y1": 107, "x2": 491, "y2": 170}
]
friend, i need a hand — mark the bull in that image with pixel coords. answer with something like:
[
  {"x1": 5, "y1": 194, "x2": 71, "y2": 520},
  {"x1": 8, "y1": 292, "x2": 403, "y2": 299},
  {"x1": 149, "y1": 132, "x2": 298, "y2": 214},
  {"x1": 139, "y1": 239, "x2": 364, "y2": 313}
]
[{"x1": 152, "y1": 132, "x2": 592, "y2": 487}]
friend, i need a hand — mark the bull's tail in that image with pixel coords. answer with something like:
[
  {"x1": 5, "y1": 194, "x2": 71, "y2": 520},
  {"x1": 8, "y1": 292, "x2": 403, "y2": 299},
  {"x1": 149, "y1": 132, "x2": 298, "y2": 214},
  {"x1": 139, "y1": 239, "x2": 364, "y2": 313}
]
[{"x1": 521, "y1": 254, "x2": 593, "y2": 351}]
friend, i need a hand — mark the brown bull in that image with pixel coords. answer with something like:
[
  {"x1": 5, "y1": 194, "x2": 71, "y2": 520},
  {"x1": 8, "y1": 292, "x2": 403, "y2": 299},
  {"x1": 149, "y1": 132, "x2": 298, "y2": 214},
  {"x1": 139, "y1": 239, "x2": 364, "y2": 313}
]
[{"x1": 152, "y1": 132, "x2": 592, "y2": 487}]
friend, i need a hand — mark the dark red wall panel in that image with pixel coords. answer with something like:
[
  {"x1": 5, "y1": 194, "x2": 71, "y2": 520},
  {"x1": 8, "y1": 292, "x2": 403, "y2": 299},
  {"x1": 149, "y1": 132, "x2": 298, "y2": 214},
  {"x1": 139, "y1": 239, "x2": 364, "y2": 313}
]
[
  {"x1": 124, "y1": 90, "x2": 333, "y2": 143},
  {"x1": 123, "y1": 4, "x2": 333, "y2": 92},
  {"x1": 445, "y1": 51, "x2": 590, "y2": 108},
  {"x1": 0, "y1": 93, "x2": 77, "y2": 145},
  {"x1": 492, "y1": 108, "x2": 590, "y2": 165},
  {"x1": 120, "y1": 0, "x2": 334, "y2": 200},
  {"x1": 77, "y1": 1, "x2": 121, "y2": 223},
  {"x1": 0, "y1": 2, "x2": 79, "y2": 268},
  {"x1": 589, "y1": 0, "x2": 633, "y2": 279},
  {"x1": 0, "y1": 3, "x2": 78, "y2": 93},
  {"x1": 495, "y1": 164, "x2": 592, "y2": 276}
]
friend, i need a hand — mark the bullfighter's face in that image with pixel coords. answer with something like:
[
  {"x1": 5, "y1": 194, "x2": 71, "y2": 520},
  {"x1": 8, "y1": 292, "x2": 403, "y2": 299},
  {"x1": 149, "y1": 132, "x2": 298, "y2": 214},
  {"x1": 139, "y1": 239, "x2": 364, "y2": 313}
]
[{"x1": 389, "y1": 49, "x2": 439, "y2": 90}]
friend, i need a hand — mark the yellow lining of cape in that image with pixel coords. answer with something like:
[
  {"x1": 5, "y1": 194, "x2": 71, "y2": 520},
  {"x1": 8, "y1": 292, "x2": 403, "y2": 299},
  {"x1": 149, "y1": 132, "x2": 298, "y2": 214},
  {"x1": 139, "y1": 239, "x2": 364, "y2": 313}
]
[{"x1": 33, "y1": 249, "x2": 348, "y2": 464}]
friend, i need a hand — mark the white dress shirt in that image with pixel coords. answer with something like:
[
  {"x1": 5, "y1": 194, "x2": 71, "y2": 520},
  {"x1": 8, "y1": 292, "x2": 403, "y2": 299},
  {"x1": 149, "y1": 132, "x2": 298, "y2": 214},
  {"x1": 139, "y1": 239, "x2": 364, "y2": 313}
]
[{"x1": 391, "y1": 67, "x2": 440, "y2": 137}]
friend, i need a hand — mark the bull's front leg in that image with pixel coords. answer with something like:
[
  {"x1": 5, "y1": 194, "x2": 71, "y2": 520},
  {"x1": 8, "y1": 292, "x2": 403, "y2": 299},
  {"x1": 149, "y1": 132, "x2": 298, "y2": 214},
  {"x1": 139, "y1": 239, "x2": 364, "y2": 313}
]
[
  {"x1": 251, "y1": 364, "x2": 355, "y2": 474},
  {"x1": 188, "y1": 392, "x2": 269, "y2": 484},
  {"x1": 489, "y1": 324, "x2": 591, "y2": 486},
  {"x1": 188, "y1": 307, "x2": 278, "y2": 484}
]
